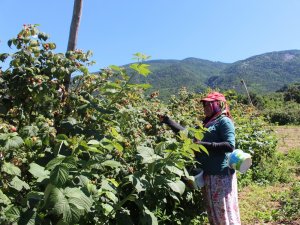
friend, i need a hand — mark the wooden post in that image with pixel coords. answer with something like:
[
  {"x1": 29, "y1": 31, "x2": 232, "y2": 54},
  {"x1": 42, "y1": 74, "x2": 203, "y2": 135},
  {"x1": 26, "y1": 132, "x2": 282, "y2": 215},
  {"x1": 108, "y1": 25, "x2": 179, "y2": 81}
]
[
  {"x1": 241, "y1": 79, "x2": 253, "y2": 106},
  {"x1": 65, "y1": 0, "x2": 83, "y2": 91}
]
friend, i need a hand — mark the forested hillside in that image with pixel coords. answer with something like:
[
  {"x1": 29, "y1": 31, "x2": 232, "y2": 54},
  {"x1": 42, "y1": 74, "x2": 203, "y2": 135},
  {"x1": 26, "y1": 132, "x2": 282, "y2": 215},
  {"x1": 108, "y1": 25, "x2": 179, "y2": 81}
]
[
  {"x1": 212, "y1": 50, "x2": 300, "y2": 92},
  {"x1": 132, "y1": 58, "x2": 228, "y2": 97},
  {"x1": 134, "y1": 50, "x2": 300, "y2": 97}
]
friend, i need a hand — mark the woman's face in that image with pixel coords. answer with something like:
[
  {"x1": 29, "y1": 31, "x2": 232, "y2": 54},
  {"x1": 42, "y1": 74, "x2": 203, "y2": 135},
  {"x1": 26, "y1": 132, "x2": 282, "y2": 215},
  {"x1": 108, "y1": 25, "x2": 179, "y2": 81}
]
[{"x1": 203, "y1": 101, "x2": 213, "y2": 117}]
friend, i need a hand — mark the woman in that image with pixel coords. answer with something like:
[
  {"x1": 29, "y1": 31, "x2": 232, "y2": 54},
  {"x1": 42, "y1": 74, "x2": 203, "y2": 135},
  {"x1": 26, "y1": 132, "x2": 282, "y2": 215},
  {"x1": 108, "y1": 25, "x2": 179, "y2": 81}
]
[{"x1": 160, "y1": 91, "x2": 241, "y2": 225}]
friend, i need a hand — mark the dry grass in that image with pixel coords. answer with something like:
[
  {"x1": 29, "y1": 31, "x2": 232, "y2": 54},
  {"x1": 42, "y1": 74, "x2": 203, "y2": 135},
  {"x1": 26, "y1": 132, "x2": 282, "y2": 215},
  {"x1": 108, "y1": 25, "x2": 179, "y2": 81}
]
[{"x1": 273, "y1": 126, "x2": 300, "y2": 153}]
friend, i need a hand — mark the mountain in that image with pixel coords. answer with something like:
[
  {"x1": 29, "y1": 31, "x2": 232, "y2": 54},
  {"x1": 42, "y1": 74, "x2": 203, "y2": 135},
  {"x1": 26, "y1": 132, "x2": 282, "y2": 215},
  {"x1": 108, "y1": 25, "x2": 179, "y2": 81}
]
[
  {"x1": 211, "y1": 50, "x2": 300, "y2": 92},
  {"x1": 133, "y1": 58, "x2": 229, "y2": 97},
  {"x1": 133, "y1": 50, "x2": 300, "y2": 96}
]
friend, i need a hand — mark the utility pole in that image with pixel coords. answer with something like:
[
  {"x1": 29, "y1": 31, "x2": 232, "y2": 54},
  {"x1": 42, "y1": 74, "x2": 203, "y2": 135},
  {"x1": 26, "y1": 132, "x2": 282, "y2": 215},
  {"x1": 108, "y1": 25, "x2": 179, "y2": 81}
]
[
  {"x1": 241, "y1": 79, "x2": 253, "y2": 106},
  {"x1": 65, "y1": 0, "x2": 83, "y2": 91}
]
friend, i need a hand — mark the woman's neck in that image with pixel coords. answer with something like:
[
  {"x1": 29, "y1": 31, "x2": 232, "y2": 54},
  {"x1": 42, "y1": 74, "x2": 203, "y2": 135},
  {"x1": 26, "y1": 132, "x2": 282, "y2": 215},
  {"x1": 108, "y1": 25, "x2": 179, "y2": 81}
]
[{"x1": 203, "y1": 111, "x2": 223, "y2": 127}]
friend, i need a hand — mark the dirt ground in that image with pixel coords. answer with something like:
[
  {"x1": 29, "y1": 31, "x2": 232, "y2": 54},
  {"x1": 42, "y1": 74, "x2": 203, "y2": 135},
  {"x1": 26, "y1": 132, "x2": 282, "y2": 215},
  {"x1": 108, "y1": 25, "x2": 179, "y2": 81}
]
[{"x1": 273, "y1": 126, "x2": 300, "y2": 153}]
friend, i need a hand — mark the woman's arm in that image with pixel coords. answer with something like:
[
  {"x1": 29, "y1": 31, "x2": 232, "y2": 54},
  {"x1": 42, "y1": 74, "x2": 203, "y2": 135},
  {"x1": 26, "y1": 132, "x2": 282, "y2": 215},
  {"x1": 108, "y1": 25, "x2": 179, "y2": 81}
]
[
  {"x1": 219, "y1": 117, "x2": 235, "y2": 148},
  {"x1": 161, "y1": 115, "x2": 234, "y2": 153},
  {"x1": 196, "y1": 141, "x2": 234, "y2": 153},
  {"x1": 160, "y1": 116, "x2": 185, "y2": 134}
]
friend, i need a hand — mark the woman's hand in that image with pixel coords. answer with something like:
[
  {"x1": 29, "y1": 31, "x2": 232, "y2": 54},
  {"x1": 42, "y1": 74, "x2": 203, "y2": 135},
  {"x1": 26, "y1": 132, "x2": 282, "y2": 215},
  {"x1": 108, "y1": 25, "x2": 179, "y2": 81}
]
[
  {"x1": 157, "y1": 114, "x2": 167, "y2": 123},
  {"x1": 193, "y1": 138, "x2": 201, "y2": 144}
]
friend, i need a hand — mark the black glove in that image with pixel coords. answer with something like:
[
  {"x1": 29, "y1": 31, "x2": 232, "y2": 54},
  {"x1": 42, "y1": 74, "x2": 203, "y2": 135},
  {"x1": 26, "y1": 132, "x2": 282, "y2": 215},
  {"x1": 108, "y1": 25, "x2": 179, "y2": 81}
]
[
  {"x1": 195, "y1": 140, "x2": 234, "y2": 153},
  {"x1": 159, "y1": 115, "x2": 185, "y2": 134}
]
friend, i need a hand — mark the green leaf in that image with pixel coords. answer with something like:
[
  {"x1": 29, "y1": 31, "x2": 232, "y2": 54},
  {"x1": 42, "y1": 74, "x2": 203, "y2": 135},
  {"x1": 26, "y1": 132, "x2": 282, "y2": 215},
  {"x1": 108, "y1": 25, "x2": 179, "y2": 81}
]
[
  {"x1": 190, "y1": 143, "x2": 201, "y2": 152},
  {"x1": 46, "y1": 186, "x2": 93, "y2": 223},
  {"x1": 101, "y1": 160, "x2": 121, "y2": 168},
  {"x1": 10, "y1": 176, "x2": 30, "y2": 191},
  {"x1": 86, "y1": 183, "x2": 97, "y2": 195},
  {"x1": 64, "y1": 187, "x2": 93, "y2": 211},
  {"x1": 132, "y1": 52, "x2": 151, "y2": 61},
  {"x1": 19, "y1": 209, "x2": 38, "y2": 225},
  {"x1": 29, "y1": 163, "x2": 50, "y2": 180},
  {"x1": 101, "y1": 179, "x2": 115, "y2": 192},
  {"x1": 2, "y1": 162, "x2": 21, "y2": 176},
  {"x1": 107, "y1": 178, "x2": 119, "y2": 187},
  {"x1": 4, "y1": 205, "x2": 20, "y2": 221},
  {"x1": 8, "y1": 39, "x2": 13, "y2": 48},
  {"x1": 165, "y1": 166, "x2": 183, "y2": 177},
  {"x1": 137, "y1": 146, "x2": 162, "y2": 164},
  {"x1": 21, "y1": 125, "x2": 39, "y2": 137},
  {"x1": 105, "y1": 82, "x2": 122, "y2": 89},
  {"x1": 79, "y1": 66, "x2": 88, "y2": 75},
  {"x1": 0, "y1": 189, "x2": 11, "y2": 205},
  {"x1": 100, "y1": 138, "x2": 114, "y2": 151},
  {"x1": 110, "y1": 127, "x2": 124, "y2": 142},
  {"x1": 44, "y1": 183, "x2": 55, "y2": 204},
  {"x1": 113, "y1": 142, "x2": 123, "y2": 151},
  {"x1": 5, "y1": 135, "x2": 24, "y2": 150},
  {"x1": 49, "y1": 187, "x2": 73, "y2": 222},
  {"x1": 128, "y1": 172, "x2": 149, "y2": 193},
  {"x1": 46, "y1": 156, "x2": 65, "y2": 170},
  {"x1": 56, "y1": 133, "x2": 70, "y2": 140},
  {"x1": 129, "y1": 63, "x2": 151, "y2": 77},
  {"x1": 142, "y1": 206, "x2": 158, "y2": 225},
  {"x1": 27, "y1": 191, "x2": 44, "y2": 201},
  {"x1": 38, "y1": 32, "x2": 48, "y2": 41},
  {"x1": 0, "y1": 53, "x2": 9, "y2": 62},
  {"x1": 87, "y1": 146, "x2": 102, "y2": 153},
  {"x1": 29, "y1": 40, "x2": 39, "y2": 47},
  {"x1": 110, "y1": 65, "x2": 122, "y2": 72},
  {"x1": 105, "y1": 191, "x2": 118, "y2": 203},
  {"x1": 110, "y1": 127, "x2": 120, "y2": 137},
  {"x1": 167, "y1": 180, "x2": 185, "y2": 195},
  {"x1": 62, "y1": 156, "x2": 77, "y2": 169},
  {"x1": 128, "y1": 83, "x2": 152, "y2": 89},
  {"x1": 194, "y1": 131, "x2": 204, "y2": 141},
  {"x1": 169, "y1": 191, "x2": 180, "y2": 202},
  {"x1": 48, "y1": 42, "x2": 56, "y2": 50},
  {"x1": 155, "y1": 142, "x2": 167, "y2": 152},
  {"x1": 199, "y1": 144, "x2": 209, "y2": 155},
  {"x1": 104, "y1": 88, "x2": 118, "y2": 94},
  {"x1": 102, "y1": 203, "x2": 114, "y2": 216},
  {"x1": 50, "y1": 165, "x2": 69, "y2": 186},
  {"x1": 87, "y1": 140, "x2": 100, "y2": 145}
]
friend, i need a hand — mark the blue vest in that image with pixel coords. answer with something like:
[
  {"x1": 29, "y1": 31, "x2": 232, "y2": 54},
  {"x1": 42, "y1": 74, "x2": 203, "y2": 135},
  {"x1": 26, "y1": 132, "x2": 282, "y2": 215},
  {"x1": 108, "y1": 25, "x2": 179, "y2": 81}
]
[{"x1": 197, "y1": 115, "x2": 235, "y2": 175}]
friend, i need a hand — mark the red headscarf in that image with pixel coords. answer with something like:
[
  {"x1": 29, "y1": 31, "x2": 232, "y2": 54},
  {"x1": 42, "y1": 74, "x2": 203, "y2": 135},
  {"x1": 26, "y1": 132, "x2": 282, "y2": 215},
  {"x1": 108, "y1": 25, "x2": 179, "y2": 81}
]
[
  {"x1": 201, "y1": 92, "x2": 232, "y2": 126},
  {"x1": 200, "y1": 92, "x2": 227, "y2": 102}
]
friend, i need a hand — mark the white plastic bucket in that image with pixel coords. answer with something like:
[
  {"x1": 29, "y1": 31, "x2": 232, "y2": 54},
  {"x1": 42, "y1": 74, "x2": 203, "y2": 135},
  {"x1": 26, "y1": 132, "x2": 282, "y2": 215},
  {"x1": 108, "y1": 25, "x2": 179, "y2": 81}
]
[
  {"x1": 194, "y1": 170, "x2": 205, "y2": 188},
  {"x1": 227, "y1": 149, "x2": 252, "y2": 173}
]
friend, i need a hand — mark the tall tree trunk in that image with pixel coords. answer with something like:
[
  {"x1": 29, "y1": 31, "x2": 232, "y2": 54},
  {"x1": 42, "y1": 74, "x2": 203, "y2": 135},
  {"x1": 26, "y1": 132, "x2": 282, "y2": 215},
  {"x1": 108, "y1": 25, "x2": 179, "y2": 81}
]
[{"x1": 65, "y1": 0, "x2": 83, "y2": 91}]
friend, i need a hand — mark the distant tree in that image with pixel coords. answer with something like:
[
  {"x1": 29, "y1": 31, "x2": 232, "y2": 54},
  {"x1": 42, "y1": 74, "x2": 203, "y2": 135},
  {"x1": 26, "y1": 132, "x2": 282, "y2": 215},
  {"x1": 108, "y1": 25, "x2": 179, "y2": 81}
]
[
  {"x1": 284, "y1": 82, "x2": 300, "y2": 103},
  {"x1": 65, "y1": 0, "x2": 83, "y2": 91}
]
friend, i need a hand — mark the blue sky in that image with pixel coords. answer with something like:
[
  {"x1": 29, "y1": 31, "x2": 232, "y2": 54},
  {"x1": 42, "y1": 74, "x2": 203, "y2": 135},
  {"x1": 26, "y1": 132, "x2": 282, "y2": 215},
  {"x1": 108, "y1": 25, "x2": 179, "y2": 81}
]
[{"x1": 1, "y1": 0, "x2": 300, "y2": 72}]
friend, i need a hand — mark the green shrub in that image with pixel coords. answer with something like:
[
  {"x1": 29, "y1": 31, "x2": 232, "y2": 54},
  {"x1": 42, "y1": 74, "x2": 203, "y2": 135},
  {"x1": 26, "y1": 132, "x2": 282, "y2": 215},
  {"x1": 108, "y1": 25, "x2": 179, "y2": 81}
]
[
  {"x1": 272, "y1": 182, "x2": 300, "y2": 221},
  {"x1": 286, "y1": 148, "x2": 300, "y2": 164},
  {"x1": 233, "y1": 107, "x2": 278, "y2": 168},
  {"x1": 237, "y1": 169, "x2": 254, "y2": 188},
  {"x1": 264, "y1": 107, "x2": 300, "y2": 125},
  {"x1": 251, "y1": 153, "x2": 294, "y2": 185}
]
